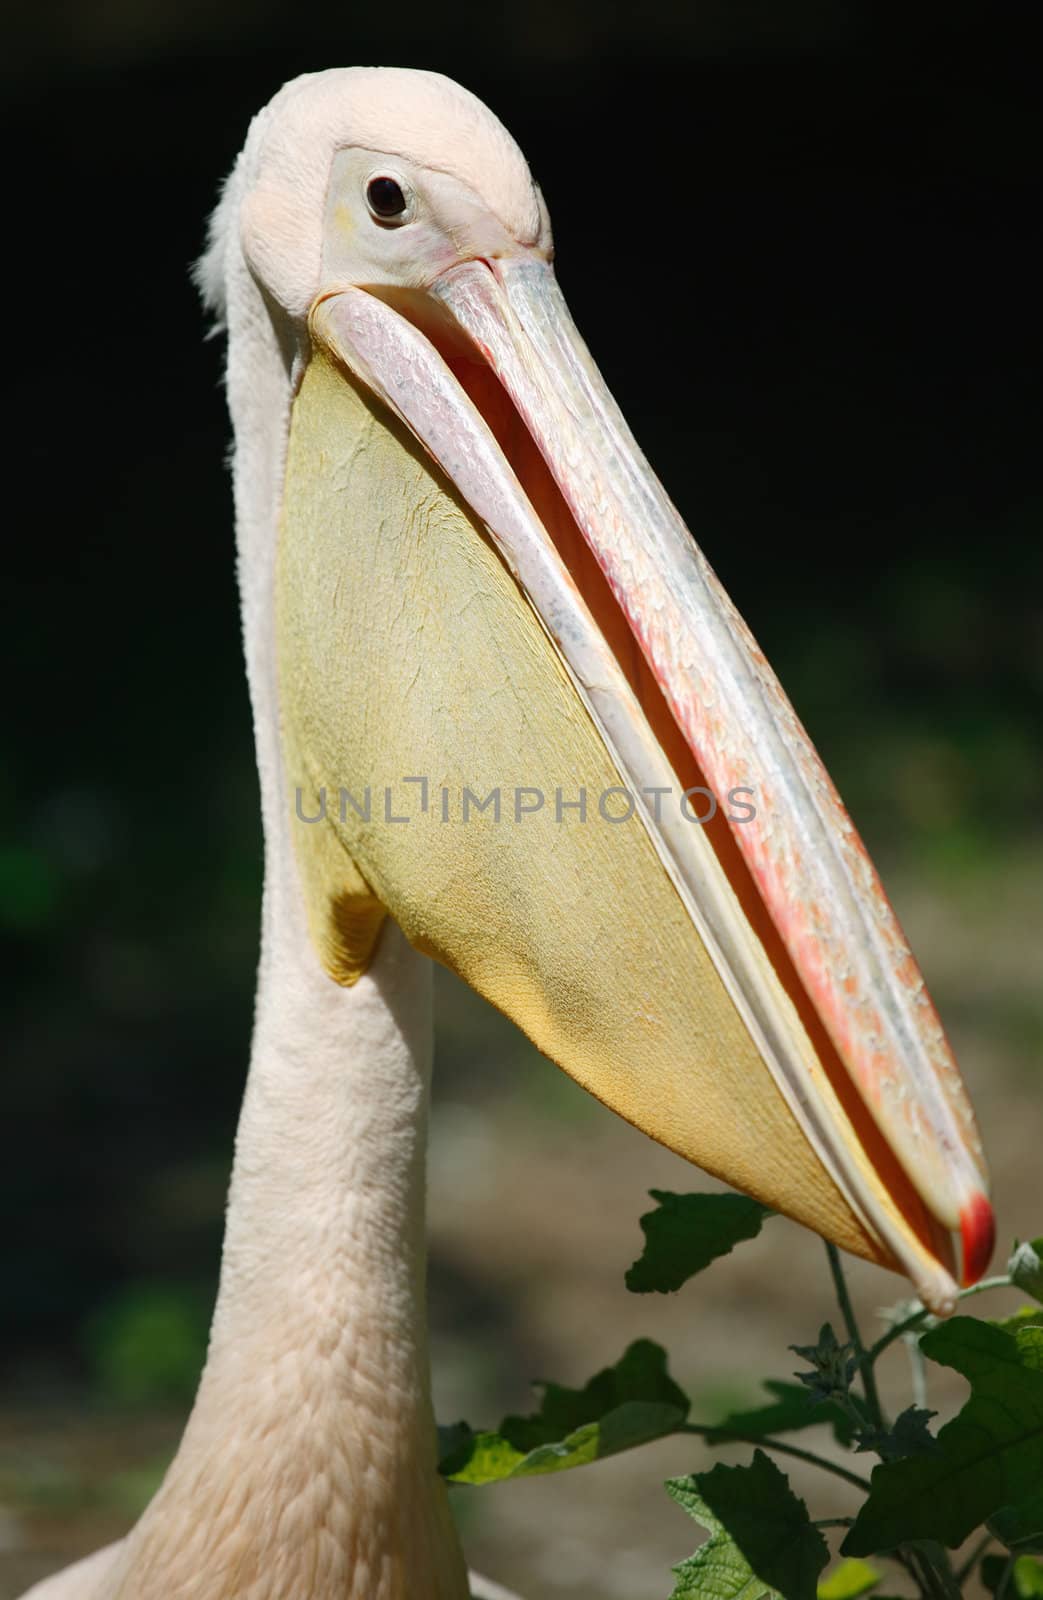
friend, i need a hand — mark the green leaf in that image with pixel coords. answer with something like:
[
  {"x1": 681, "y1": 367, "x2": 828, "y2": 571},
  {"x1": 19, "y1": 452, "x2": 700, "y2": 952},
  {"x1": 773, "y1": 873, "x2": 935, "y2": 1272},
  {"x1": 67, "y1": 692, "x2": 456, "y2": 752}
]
[
  {"x1": 1009, "y1": 1241, "x2": 1043, "y2": 1306},
  {"x1": 667, "y1": 1451, "x2": 828, "y2": 1600},
  {"x1": 439, "y1": 1339, "x2": 689, "y2": 1484},
  {"x1": 842, "y1": 1317, "x2": 1043, "y2": 1554},
  {"x1": 1013, "y1": 1559, "x2": 1043, "y2": 1599},
  {"x1": 436, "y1": 1420, "x2": 473, "y2": 1465},
  {"x1": 992, "y1": 1308, "x2": 1043, "y2": 1336},
  {"x1": 989, "y1": 1482, "x2": 1043, "y2": 1553},
  {"x1": 706, "y1": 1380, "x2": 869, "y2": 1449},
  {"x1": 625, "y1": 1191, "x2": 772, "y2": 1294},
  {"x1": 817, "y1": 1559, "x2": 882, "y2": 1600},
  {"x1": 855, "y1": 1406, "x2": 940, "y2": 1463},
  {"x1": 982, "y1": 1556, "x2": 1043, "y2": 1598}
]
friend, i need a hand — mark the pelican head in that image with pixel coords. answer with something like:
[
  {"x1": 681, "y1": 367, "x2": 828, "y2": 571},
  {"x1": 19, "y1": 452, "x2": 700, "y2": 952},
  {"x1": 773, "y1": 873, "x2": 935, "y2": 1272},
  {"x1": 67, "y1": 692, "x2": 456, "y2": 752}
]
[{"x1": 202, "y1": 67, "x2": 991, "y2": 1314}]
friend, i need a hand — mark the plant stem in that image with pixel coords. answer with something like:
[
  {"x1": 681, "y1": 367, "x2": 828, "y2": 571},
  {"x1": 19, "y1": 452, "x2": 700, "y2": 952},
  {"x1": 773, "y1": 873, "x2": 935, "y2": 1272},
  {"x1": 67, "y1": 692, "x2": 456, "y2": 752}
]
[
  {"x1": 893, "y1": 1545, "x2": 931, "y2": 1600},
  {"x1": 680, "y1": 1423, "x2": 872, "y2": 1492},
  {"x1": 907, "y1": 1329, "x2": 929, "y2": 1410},
  {"x1": 865, "y1": 1307, "x2": 931, "y2": 1366},
  {"x1": 954, "y1": 1531, "x2": 993, "y2": 1585},
  {"x1": 996, "y1": 1554, "x2": 1016, "y2": 1600},
  {"x1": 930, "y1": 1549, "x2": 963, "y2": 1600},
  {"x1": 865, "y1": 1275, "x2": 1013, "y2": 1369},
  {"x1": 826, "y1": 1241, "x2": 885, "y2": 1430},
  {"x1": 911, "y1": 1548, "x2": 949, "y2": 1600},
  {"x1": 812, "y1": 1517, "x2": 854, "y2": 1529},
  {"x1": 915, "y1": 1548, "x2": 953, "y2": 1600},
  {"x1": 898, "y1": 1541, "x2": 962, "y2": 1600}
]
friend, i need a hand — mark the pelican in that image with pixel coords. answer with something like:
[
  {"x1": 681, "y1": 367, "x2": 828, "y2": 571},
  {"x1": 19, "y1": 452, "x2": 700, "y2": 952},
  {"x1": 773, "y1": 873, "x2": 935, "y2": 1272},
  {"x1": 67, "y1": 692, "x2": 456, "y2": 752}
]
[{"x1": 22, "y1": 66, "x2": 994, "y2": 1600}]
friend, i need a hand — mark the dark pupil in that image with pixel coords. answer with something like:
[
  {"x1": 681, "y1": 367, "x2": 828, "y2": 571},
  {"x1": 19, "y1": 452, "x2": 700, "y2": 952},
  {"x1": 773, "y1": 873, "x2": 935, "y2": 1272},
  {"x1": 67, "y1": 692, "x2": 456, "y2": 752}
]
[{"x1": 368, "y1": 177, "x2": 407, "y2": 218}]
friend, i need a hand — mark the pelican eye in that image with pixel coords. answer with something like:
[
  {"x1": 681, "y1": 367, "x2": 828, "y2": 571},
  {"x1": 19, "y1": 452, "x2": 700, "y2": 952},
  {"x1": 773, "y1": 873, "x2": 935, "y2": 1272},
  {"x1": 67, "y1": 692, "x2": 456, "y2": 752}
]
[{"x1": 366, "y1": 176, "x2": 409, "y2": 221}]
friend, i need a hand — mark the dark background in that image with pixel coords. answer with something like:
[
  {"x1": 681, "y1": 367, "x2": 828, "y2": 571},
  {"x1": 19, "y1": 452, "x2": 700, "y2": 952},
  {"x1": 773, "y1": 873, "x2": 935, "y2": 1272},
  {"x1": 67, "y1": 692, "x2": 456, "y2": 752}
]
[{"x1": 3, "y1": 4, "x2": 1040, "y2": 1595}]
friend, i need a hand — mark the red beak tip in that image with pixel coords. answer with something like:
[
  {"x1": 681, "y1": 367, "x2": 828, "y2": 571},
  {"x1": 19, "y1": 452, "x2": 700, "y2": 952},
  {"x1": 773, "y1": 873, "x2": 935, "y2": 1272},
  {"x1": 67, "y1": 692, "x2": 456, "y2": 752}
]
[{"x1": 960, "y1": 1191, "x2": 996, "y2": 1287}]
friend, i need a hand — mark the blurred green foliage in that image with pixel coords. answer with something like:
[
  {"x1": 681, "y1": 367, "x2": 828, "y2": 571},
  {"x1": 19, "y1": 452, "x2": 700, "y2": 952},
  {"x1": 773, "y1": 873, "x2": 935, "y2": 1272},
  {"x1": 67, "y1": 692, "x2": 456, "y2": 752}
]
[{"x1": 83, "y1": 1284, "x2": 210, "y2": 1407}]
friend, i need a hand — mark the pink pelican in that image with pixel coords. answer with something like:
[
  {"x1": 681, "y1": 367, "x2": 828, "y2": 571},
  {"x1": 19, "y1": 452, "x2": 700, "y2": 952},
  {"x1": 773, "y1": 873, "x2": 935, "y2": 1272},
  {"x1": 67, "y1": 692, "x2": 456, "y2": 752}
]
[{"x1": 22, "y1": 67, "x2": 993, "y2": 1600}]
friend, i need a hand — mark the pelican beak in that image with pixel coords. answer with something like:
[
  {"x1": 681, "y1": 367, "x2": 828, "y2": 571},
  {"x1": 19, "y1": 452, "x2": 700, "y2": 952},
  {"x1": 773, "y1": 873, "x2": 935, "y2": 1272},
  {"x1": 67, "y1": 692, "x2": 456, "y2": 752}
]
[{"x1": 286, "y1": 253, "x2": 992, "y2": 1315}]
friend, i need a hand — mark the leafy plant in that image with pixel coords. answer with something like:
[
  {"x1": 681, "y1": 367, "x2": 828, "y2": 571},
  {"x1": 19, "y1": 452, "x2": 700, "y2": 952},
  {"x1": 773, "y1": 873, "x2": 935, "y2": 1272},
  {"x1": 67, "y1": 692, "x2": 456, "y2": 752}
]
[{"x1": 439, "y1": 1204, "x2": 1043, "y2": 1599}]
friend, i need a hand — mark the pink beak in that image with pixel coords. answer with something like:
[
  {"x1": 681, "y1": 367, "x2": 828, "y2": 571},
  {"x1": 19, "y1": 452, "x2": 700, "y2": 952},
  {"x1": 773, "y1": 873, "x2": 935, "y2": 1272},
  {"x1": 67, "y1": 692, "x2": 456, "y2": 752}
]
[{"x1": 309, "y1": 249, "x2": 993, "y2": 1313}]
